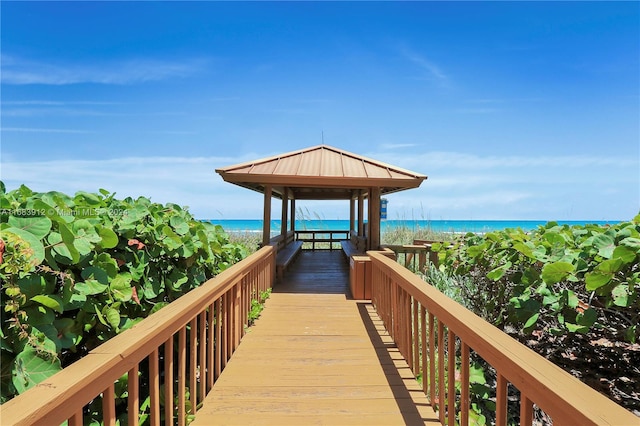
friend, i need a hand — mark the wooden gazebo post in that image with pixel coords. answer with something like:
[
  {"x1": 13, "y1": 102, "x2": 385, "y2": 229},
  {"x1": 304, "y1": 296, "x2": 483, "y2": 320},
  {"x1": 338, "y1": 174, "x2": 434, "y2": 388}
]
[
  {"x1": 368, "y1": 187, "x2": 381, "y2": 250},
  {"x1": 280, "y1": 187, "x2": 289, "y2": 238},
  {"x1": 290, "y1": 198, "x2": 295, "y2": 232},
  {"x1": 357, "y1": 190, "x2": 364, "y2": 237},
  {"x1": 262, "y1": 185, "x2": 272, "y2": 247},
  {"x1": 349, "y1": 192, "x2": 356, "y2": 234}
]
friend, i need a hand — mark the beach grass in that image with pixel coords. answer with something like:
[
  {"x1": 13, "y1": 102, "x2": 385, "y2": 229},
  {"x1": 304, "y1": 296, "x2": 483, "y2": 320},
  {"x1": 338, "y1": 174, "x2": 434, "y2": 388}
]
[{"x1": 380, "y1": 224, "x2": 455, "y2": 245}]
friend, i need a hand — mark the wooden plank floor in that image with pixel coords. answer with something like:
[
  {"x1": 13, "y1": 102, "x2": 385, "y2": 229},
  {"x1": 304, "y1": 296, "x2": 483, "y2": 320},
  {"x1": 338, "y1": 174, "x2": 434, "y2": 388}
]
[{"x1": 193, "y1": 251, "x2": 438, "y2": 425}]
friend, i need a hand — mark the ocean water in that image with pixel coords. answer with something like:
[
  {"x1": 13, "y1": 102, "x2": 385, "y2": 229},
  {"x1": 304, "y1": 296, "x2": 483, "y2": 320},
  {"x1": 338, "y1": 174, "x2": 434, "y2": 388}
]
[{"x1": 206, "y1": 219, "x2": 617, "y2": 234}]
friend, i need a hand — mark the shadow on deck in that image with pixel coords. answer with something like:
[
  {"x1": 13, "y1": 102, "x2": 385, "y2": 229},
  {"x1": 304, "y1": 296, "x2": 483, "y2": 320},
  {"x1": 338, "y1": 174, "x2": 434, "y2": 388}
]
[{"x1": 192, "y1": 250, "x2": 438, "y2": 425}]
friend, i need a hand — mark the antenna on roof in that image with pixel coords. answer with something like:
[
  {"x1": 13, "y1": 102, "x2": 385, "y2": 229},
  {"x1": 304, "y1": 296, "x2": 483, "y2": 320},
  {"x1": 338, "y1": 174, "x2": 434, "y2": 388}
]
[{"x1": 321, "y1": 130, "x2": 324, "y2": 145}]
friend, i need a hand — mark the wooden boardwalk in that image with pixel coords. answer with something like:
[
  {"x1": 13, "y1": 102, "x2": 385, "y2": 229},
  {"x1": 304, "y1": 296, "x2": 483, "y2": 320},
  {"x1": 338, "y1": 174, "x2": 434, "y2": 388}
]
[{"x1": 193, "y1": 251, "x2": 438, "y2": 425}]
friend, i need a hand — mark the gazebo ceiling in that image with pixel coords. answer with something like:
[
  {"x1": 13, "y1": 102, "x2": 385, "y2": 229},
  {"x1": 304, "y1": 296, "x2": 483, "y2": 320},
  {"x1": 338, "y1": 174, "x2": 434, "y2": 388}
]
[{"x1": 215, "y1": 145, "x2": 427, "y2": 200}]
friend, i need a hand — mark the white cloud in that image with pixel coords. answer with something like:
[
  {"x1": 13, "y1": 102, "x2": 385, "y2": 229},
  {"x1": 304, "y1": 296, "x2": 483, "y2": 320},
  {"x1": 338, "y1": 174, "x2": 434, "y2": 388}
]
[
  {"x1": 379, "y1": 143, "x2": 418, "y2": 150},
  {"x1": 1, "y1": 54, "x2": 208, "y2": 85},
  {"x1": 1, "y1": 150, "x2": 637, "y2": 221},
  {"x1": 398, "y1": 46, "x2": 448, "y2": 85},
  {"x1": 1, "y1": 127, "x2": 94, "y2": 134}
]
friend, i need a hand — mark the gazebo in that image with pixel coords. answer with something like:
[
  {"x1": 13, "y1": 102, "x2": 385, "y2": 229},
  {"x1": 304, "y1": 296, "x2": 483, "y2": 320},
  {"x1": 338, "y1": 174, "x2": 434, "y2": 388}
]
[{"x1": 216, "y1": 144, "x2": 427, "y2": 249}]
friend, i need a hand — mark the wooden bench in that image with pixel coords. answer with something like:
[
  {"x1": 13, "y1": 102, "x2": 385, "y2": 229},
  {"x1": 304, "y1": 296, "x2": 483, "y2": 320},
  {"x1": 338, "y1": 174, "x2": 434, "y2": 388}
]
[
  {"x1": 270, "y1": 231, "x2": 303, "y2": 281},
  {"x1": 340, "y1": 231, "x2": 367, "y2": 261},
  {"x1": 275, "y1": 240, "x2": 303, "y2": 280},
  {"x1": 340, "y1": 240, "x2": 362, "y2": 258}
]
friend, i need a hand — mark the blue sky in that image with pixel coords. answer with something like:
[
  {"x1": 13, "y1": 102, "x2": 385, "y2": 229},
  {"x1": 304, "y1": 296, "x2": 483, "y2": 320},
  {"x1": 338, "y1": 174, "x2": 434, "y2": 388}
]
[{"x1": 1, "y1": 1, "x2": 638, "y2": 221}]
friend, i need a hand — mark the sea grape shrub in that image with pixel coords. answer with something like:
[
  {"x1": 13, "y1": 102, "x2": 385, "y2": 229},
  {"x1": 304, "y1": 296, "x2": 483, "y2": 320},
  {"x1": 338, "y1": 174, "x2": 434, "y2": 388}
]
[
  {"x1": 0, "y1": 183, "x2": 248, "y2": 402},
  {"x1": 433, "y1": 215, "x2": 640, "y2": 342}
]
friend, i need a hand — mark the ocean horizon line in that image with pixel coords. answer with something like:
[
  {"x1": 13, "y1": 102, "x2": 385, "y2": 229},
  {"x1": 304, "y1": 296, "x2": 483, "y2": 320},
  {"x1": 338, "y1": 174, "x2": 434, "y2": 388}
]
[{"x1": 205, "y1": 218, "x2": 620, "y2": 234}]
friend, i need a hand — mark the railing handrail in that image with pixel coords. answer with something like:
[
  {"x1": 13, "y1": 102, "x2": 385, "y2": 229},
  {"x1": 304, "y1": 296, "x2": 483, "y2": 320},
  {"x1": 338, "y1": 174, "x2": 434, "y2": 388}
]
[
  {"x1": 294, "y1": 229, "x2": 350, "y2": 250},
  {"x1": 368, "y1": 250, "x2": 637, "y2": 426},
  {"x1": 2, "y1": 245, "x2": 276, "y2": 426}
]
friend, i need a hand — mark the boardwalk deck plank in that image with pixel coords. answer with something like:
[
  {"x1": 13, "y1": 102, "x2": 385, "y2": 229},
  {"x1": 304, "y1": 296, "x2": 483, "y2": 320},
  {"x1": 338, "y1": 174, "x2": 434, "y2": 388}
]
[{"x1": 193, "y1": 251, "x2": 438, "y2": 425}]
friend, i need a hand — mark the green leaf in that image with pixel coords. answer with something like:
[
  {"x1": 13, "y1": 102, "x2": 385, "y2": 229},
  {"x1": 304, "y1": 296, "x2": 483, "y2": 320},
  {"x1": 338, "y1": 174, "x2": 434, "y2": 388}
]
[
  {"x1": 577, "y1": 308, "x2": 598, "y2": 328},
  {"x1": 523, "y1": 313, "x2": 539, "y2": 331},
  {"x1": 468, "y1": 363, "x2": 487, "y2": 384},
  {"x1": 161, "y1": 225, "x2": 182, "y2": 249},
  {"x1": 18, "y1": 275, "x2": 46, "y2": 300},
  {"x1": 49, "y1": 223, "x2": 80, "y2": 263},
  {"x1": 23, "y1": 305, "x2": 55, "y2": 326},
  {"x1": 565, "y1": 322, "x2": 589, "y2": 333},
  {"x1": 612, "y1": 284, "x2": 630, "y2": 307},
  {"x1": 612, "y1": 245, "x2": 637, "y2": 264},
  {"x1": 8, "y1": 216, "x2": 52, "y2": 240},
  {"x1": 98, "y1": 226, "x2": 118, "y2": 249},
  {"x1": 513, "y1": 242, "x2": 535, "y2": 259},
  {"x1": 543, "y1": 231, "x2": 565, "y2": 246},
  {"x1": 81, "y1": 266, "x2": 109, "y2": 285},
  {"x1": 12, "y1": 346, "x2": 61, "y2": 394},
  {"x1": 3, "y1": 228, "x2": 45, "y2": 265},
  {"x1": 94, "y1": 253, "x2": 119, "y2": 278},
  {"x1": 466, "y1": 244, "x2": 486, "y2": 259},
  {"x1": 564, "y1": 289, "x2": 579, "y2": 309},
  {"x1": 592, "y1": 233, "x2": 615, "y2": 259},
  {"x1": 585, "y1": 270, "x2": 612, "y2": 291},
  {"x1": 111, "y1": 273, "x2": 133, "y2": 302},
  {"x1": 74, "y1": 191, "x2": 102, "y2": 206},
  {"x1": 94, "y1": 305, "x2": 108, "y2": 326},
  {"x1": 487, "y1": 262, "x2": 511, "y2": 281},
  {"x1": 75, "y1": 279, "x2": 108, "y2": 296},
  {"x1": 585, "y1": 258, "x2": 623, "y2": 291},
  {"x1": 30, "y1": 295, "x2": 63, "y2": 314},
  {"x1": 541, "y1": 261, "x2": 574, "y2": 284},
  {"x1": 73, "y1": 235, "x2": 94, "y2": 256},
  {"x1": 620, "y1": 237, "x2": 640, "y2": 249},
  {"x1": 170, "y1": 215, "x2": 189, "y2": 235},
  {"x1": 105, "y1": 307, "x2": 120, "y2": 329}
]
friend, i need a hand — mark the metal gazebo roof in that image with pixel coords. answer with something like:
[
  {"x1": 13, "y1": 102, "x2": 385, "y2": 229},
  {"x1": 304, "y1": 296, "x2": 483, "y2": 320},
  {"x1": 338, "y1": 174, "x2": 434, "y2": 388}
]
[{"x1": 215, "y1": 144, "x2": 427, "y2": 200}]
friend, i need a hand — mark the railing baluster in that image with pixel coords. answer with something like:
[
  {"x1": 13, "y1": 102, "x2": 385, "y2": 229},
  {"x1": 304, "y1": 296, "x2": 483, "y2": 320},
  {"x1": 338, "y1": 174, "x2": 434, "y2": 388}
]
[
  {"x1": 421, "y1": 305, "x2": 427, "y2": 395},
  {"x1": 199, "y1": 311, "x2": 206, "y2": 404},
  {"x1": 438, "y1": 320, "x2": 445, "y2": 424},
  {"x1": 102, "y1": 383, "x2": 116, "y2": 426},
  {"x1": 391, "y1": 279, "x2": 397, "y2": 343},
  {"x1": 215, "y1": 297, "x2": 222, "y2": 380},
  {"x1": 460, "y1": 343, "x2": 470, "y2": 426},
  {"x1": 69, "y1": 411, "x2": 83, "y2": 426},
  {"x1": 234, "y1": 282, "x2": 241, "y2": 351},
  {"x1": 429, "y1": 312, "x2": 436, "y2": 409},
  {"x1": 413, "y1": 298, "x2": 419, "y2": 375},
  {"x1": 404, "y1": 290, "x2": 409, "y2": 361},
  {"x1": 447, "y1": 329, "x2": 456, "y2": 426},
  {"x1": 496, "y1": 373, "x2": 508, "y2": 426},
  {"x1": 165, "y1": 337, "x2": 174, "y2": 426},
  {"x1": 401, "y1": 288, "x2": 408, "y2": 364},
  {"x1": 520, "y1": 393, "x2": 533, "y2": 426},
  {"x1": 189, "y1": 318, "x2": 197, "y2": 415},
  {"x1": 223, "y1": 293, "x2": 230, "y2": 367},
  {"x1": 150, "y1": 348, "x2": 160, "y2": 426},
  {"x1": 207, "y1": 302, "x2": 214, "y2": 391},
  {"x1": 178, "y1": 327, "x2": 186, "y2": 426},
  {"x1": 128, "y1": 364, "x2": 140, "y2": 426}
]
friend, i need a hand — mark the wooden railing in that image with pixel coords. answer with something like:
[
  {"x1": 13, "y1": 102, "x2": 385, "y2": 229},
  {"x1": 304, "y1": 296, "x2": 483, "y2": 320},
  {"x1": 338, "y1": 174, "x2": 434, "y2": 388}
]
[
  {"x1": 383, "y1": 244, "x2": 432, "y2": 270},
  {"x1": 2, "y1": 246, "x2": 276, "y2": 426},
  {"x1": 368, "y1": 251, "x2": 637, "y2": 426},
  {"x1": 382, "y1": 239, "x2": 444, "y2": 271},
  {"x1": 294, "y1": 229, "x2": 350, "y2": 250}
]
